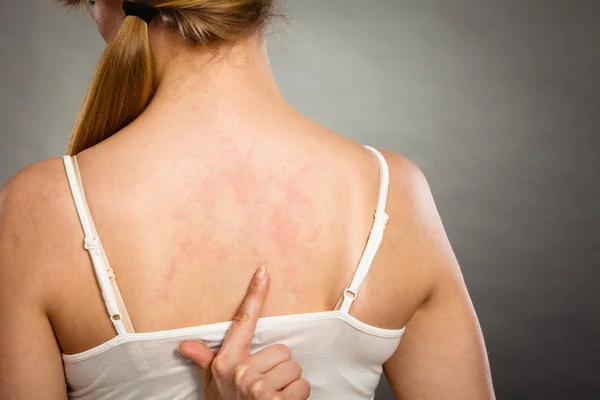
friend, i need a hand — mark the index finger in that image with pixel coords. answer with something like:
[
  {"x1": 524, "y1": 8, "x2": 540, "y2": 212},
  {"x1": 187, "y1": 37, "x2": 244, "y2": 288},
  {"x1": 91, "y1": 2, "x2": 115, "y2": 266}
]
[{"x1": 220, "y1": 265, "x2": 269, "y2": 357}]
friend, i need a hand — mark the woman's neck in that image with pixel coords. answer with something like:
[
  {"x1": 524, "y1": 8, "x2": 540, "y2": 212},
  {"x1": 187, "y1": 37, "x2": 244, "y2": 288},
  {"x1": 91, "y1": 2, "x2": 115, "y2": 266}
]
[{"x1": 138, "y1": 31, "x2": 294, "y2": 136}]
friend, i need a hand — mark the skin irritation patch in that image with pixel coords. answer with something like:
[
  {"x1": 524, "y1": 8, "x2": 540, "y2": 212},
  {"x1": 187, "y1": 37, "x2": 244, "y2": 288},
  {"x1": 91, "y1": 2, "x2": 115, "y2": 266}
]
[
  {"x1": 165, "y1": 143, "x2": 327, "y2": 290},
  {"x1": 266, "y1": 163, "x2": 322, "y2": 253},
  {"x1": 157, "y1": 236, "x2": 201, "y2": 302}
]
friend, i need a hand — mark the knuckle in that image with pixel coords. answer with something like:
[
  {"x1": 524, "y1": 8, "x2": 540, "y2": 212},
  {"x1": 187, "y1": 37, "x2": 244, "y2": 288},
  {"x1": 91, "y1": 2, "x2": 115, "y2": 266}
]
[
  {"x1": 250, "y1": 379, "x2": 269, "y2": 399},
  {"x1": 234, "y1": 310, "x2": 252, "y2": 325},
  {"x1": 211, "y1": 356, "x2": 228, "y2": 377},
  {"x1": 233, "y1": 363, "x2": 252, "y2": 388},
  {"x1": 301, "y1": 378, "x2": 311, "y2": 396},
  {"x1": 274, "y1": 343, "x2": 291, "y2": 360},
  {"x1": 290, "y1": 360, "x2": 302, "y2": 376}
]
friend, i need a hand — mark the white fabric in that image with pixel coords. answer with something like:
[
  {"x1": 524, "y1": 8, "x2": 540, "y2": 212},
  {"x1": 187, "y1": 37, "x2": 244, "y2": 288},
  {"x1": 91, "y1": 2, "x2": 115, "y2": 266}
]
[
  {"x1": 61, "y1": 145, "x2": 404, "y2": 399},
  {"x1": 63, "y1": 155, "x2": 134, "y2": 334},
  {"x1": 338, "y1": 146, "x2": 390, "y2": 314}
]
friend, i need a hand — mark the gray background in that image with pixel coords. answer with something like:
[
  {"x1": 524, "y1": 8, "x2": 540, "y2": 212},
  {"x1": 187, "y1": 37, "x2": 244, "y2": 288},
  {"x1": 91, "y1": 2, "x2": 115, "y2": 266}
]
[{"x1": 1, "y1": 0, "x2": 599, "y2": 398}]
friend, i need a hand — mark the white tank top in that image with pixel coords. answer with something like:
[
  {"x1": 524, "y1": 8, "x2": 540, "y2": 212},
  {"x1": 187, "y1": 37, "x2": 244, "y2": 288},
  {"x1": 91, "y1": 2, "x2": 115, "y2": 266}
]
[{"x1": 61, "y1": 145, "x2": 405, "y2": 400}]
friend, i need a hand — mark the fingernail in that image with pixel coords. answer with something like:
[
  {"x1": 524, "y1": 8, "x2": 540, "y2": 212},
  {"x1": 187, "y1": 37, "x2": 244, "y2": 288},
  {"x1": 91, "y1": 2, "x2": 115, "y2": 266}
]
[{"x1": 255, "y1": 265, "x2": 267, "y2": 282}]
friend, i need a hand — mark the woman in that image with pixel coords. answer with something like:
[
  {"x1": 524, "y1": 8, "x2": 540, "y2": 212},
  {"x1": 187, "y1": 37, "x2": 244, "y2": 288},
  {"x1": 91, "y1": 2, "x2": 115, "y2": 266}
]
[{"x1": 0, "y1": 0, "x2": 496, "y2": 399}]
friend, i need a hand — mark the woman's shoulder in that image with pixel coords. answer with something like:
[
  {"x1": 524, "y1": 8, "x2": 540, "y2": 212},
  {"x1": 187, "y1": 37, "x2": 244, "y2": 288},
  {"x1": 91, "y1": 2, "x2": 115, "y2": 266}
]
[
  {"x1": 1, "y1": 157, "x2": 70, "y2": 223},
  {"x1": 367, "y1": 148, "x2": 433, "y2": 227},
  {"x1": 367, "y1": 148, "x2": 452, "y2": 318},
  {"x1": 0, "y1": 157, "x2": 78, "y2": 307},
  {"x1": 375, "y1": 148, "x2": 428, "y2": 191}
]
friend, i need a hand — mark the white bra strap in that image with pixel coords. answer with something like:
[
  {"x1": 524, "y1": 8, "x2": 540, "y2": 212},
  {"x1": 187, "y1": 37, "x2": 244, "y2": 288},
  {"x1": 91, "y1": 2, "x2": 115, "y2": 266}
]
[
  {"x1": 62, "y1": 155, "x2": 134, "y2": 335},
  {"x1": 339, "y1": 146, "x2": 390, "y2": 314}
]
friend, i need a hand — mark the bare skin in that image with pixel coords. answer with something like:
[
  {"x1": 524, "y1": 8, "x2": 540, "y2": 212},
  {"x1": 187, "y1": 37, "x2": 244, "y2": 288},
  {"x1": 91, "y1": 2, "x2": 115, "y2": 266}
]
[
  {"x1": 0, "y1": 0, "x2": 495, "y2": 398},
  {"x1": 179, "y1": 266, "x2": 310, "y2": 399}
]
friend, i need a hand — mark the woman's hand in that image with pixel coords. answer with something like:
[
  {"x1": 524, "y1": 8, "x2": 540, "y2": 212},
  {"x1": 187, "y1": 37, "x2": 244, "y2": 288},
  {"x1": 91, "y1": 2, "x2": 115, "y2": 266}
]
[{"x1": 178, "y1": 266, "x2": 311, "y2": 400}]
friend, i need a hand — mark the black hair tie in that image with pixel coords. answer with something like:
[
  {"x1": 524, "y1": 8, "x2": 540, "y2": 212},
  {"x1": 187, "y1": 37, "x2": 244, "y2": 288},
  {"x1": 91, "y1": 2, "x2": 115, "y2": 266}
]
[{"x1": 122, "y1": 1, "x2": 160, "y2": 25}]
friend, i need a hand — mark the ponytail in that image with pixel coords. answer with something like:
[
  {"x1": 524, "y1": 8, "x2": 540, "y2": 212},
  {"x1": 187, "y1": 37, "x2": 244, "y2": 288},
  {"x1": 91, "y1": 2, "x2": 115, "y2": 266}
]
[
  {"x1": 67, "y1": 15, "x2": 155, "y2": 155},
  {"x1": 62, "y1": 0, "x2": 278, "y2": 155}
]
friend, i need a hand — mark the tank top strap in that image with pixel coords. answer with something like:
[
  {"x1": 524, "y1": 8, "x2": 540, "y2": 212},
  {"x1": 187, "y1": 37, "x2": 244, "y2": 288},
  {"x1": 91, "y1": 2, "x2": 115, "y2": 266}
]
[
  {"x1": 338, "y1": 146, "x2": 390, "y2": 314},
  {"x1": 62, "y1": 155, "x2": 135, "y2": 335}
]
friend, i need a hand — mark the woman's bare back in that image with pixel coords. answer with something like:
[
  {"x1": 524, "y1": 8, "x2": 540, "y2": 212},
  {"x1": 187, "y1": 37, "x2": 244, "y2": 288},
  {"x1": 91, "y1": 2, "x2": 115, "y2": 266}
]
[{"x1": 45, "y1": 119, "x2": 428, "y2": 356}]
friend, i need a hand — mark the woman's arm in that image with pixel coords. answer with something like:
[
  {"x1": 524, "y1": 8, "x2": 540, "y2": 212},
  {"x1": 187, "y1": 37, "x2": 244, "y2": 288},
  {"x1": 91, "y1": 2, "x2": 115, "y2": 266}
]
[
  {"x1": 0, "y1": 165, "x2": 67, "y2": 399},
  {"x1": 382, "y1": 153, "x2": 495, "y2": 399},
  {"x1": 383, "y1": 269, "x2": 495, "y2": 399}
]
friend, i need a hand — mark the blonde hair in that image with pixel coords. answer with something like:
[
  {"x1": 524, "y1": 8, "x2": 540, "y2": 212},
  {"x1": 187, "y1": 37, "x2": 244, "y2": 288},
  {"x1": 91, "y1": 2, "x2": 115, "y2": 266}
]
[{"x1": 60, "y1": 0, "x2": 277, "y2": 155}]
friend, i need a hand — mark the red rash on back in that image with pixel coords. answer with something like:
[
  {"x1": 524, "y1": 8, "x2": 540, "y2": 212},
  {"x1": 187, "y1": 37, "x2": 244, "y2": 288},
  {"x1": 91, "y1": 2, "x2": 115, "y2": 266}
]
[{"x1": 164, "y1": 144, "x2": 325, "y2": 289}]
